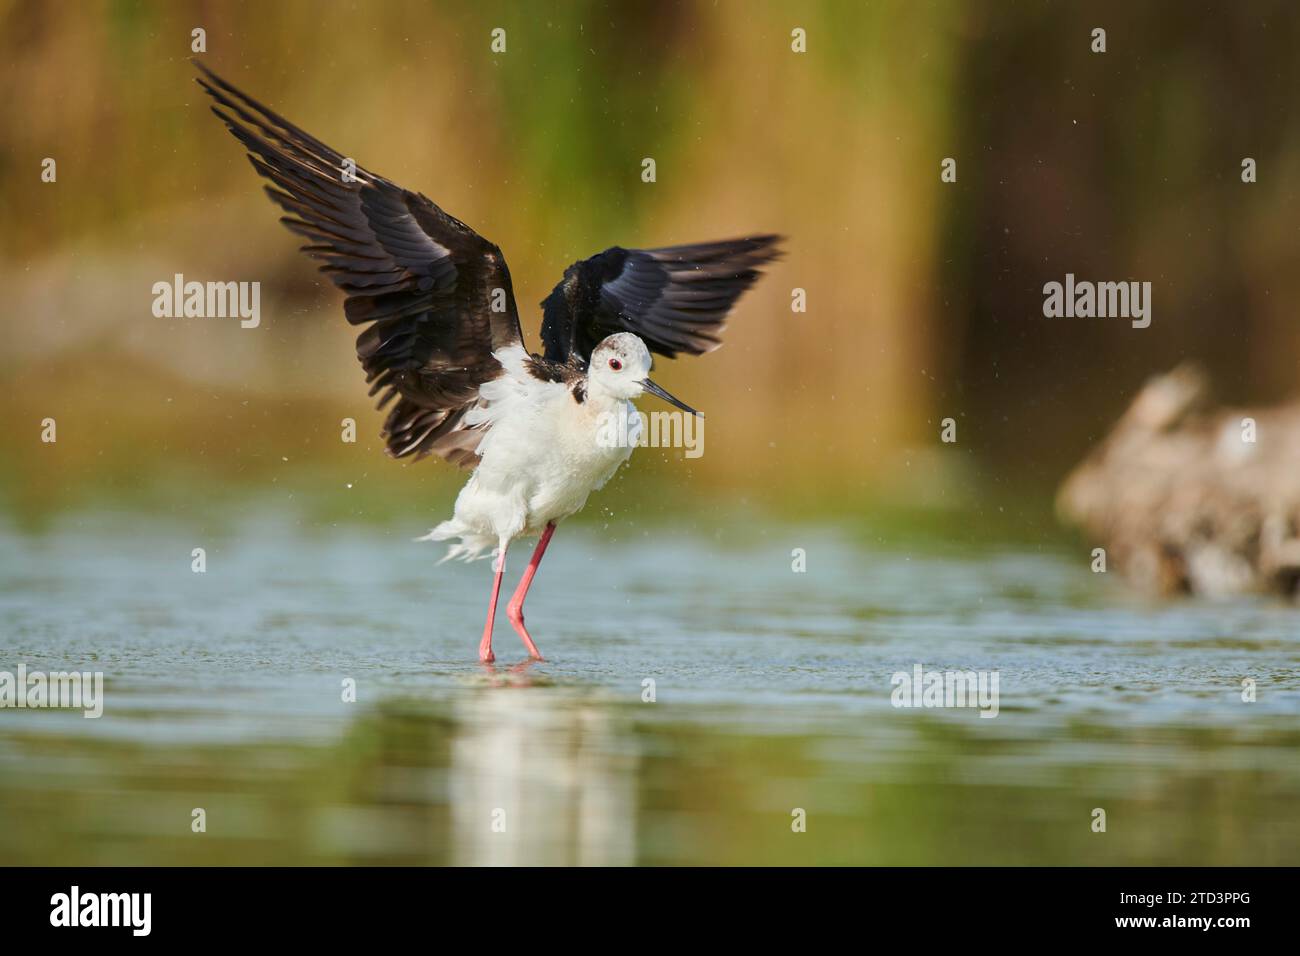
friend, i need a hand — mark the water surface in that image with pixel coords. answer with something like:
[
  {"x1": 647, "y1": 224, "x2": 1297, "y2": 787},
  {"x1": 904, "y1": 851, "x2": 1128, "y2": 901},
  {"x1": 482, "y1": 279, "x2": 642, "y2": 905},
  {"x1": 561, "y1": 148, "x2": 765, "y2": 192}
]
[{"x1": 2, "y1": 509, "x2": 1298, "y2": 865}]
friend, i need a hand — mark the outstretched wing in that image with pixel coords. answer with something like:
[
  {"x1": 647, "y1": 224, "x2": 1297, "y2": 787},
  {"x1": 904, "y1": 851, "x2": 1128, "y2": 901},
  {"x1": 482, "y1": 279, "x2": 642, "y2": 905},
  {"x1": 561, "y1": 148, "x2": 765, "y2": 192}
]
[
  {"x1": 195, "y1": 62, "x2": 522, "y2": 466},
  {"x1": 538, "y1": 235, "x2": 782, "y2": 363}
]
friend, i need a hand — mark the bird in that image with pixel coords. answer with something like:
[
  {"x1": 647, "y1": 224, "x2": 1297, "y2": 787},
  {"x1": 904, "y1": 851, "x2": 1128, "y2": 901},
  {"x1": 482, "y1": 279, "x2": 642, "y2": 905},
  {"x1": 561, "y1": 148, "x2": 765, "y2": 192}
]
[{"x1": 194, "y1": 62, "x2": 782, "y2": 663}]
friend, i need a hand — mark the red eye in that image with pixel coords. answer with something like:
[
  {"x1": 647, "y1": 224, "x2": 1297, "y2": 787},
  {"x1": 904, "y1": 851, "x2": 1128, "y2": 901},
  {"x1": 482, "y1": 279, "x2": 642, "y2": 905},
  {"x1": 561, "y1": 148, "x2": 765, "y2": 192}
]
[{"x1": 608, "y1": 358, "x2": 622, "y2": 371}]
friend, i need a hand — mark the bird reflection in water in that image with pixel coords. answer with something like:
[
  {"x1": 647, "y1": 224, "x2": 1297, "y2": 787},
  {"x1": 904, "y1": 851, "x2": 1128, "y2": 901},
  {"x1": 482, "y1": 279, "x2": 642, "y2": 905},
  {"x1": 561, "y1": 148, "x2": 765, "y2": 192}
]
[{"x1": 450, "y1": 670, "x2": 638, "y2": 866}]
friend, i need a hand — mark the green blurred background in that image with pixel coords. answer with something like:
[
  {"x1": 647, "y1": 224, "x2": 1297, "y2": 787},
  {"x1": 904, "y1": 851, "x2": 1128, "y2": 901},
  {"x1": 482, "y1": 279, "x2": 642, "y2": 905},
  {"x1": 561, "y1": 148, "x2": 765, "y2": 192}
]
[
  {"x1": 2, "y1": 0, "x2": 1299, "y2": 528},
  {"x1": 4, "y1": 0, "x2": 1300, "y2": 870}
]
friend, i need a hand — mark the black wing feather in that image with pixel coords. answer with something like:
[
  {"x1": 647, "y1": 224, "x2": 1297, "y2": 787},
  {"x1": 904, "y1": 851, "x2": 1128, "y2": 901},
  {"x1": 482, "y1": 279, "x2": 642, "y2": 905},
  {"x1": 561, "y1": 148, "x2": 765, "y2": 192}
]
[
  {"x1": 539, "y1": 235, "x2": 782, "y2": 362},
  {"x1": 195, "y1": 61, "x2": 522, "y2": 466}
]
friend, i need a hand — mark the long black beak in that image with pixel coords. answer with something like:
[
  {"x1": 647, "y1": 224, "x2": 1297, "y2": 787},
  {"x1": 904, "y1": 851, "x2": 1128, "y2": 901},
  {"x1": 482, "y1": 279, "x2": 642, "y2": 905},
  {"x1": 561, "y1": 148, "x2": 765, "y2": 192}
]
[{"x1": 640, "y1": 378, "x2": 703, "y2": 418}]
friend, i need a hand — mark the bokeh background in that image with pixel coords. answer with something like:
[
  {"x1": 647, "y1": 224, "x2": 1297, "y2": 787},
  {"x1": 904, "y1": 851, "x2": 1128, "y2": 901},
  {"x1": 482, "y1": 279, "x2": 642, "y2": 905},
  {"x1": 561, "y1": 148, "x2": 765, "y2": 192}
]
[
  {"x1": 5, "y1": 0, "x2": 1299, "y2": 534},
  {"x1": 3, "y1": 1, "x2": 1300, "y2": 869}
]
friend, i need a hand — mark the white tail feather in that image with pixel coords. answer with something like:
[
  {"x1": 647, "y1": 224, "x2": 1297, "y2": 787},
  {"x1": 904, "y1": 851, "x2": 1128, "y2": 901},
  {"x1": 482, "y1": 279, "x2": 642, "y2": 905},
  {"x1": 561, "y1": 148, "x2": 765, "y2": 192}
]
[{"x1": 416, "y1": 520, "x2": 497, "y2": 563}]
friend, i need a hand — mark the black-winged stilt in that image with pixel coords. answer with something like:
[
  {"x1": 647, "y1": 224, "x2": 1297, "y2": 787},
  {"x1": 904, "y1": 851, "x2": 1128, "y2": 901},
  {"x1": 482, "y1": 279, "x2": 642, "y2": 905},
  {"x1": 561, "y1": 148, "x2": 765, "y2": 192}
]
[{"x1": 196, "y1": 64, "x2": 782, "y2": 662}]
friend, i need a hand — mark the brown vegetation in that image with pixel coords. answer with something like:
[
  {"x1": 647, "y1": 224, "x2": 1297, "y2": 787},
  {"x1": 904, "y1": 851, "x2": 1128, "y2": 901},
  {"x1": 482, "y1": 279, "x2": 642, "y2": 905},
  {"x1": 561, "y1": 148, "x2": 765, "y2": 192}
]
[{"x1": 1059, "y1": 364, "x2": 1300, "y2": 597}]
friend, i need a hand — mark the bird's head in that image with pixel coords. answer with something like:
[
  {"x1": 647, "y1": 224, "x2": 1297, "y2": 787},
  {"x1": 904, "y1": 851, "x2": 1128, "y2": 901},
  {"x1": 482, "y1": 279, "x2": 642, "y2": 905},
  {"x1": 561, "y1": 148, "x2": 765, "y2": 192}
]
[{"x1": 589, "y1": 333, "x2": 701, "y2": 416}]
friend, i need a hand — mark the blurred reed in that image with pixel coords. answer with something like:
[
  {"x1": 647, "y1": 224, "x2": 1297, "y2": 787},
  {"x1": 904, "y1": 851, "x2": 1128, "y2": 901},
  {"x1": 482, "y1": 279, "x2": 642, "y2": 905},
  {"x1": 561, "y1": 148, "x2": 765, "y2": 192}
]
[{"x1": 2, "y1": 0, "x2": 1298, "y2": 531}]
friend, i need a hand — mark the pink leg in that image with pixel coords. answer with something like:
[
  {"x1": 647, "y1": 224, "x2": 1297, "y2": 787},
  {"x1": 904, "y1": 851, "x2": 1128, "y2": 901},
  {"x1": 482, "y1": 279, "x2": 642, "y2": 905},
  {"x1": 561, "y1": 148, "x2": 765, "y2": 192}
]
[
  {"x1": 479, "y1": 542, "x2": 508, "y2": 664},
  {"x1": 506, "y1": 522, "x2": 556, "y2": 660}
]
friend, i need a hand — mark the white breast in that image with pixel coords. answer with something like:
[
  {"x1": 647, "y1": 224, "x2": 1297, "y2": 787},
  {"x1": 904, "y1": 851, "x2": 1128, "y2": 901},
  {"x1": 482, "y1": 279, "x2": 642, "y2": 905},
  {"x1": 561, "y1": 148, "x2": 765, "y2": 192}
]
[{"x1": 454, "y1": 347, "x2": 637, "y2": 539}]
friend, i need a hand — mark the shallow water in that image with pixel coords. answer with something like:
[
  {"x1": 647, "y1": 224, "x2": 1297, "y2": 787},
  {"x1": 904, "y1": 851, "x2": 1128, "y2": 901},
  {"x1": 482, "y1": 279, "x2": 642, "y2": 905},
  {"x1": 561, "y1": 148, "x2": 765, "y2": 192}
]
[{"x1": 1, "y1": 509, "x2": 1298, "y2": 865}]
